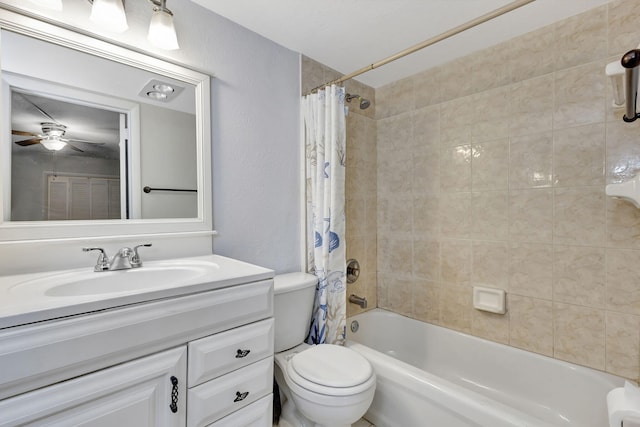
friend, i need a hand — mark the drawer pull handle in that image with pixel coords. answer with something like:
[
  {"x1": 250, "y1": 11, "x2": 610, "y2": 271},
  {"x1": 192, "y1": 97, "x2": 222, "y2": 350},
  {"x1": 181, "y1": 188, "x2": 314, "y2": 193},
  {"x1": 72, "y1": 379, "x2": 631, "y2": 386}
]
[
  {"x1": 169, "y1": 376, "x2": 179, "y2": 413},
  {"x1": 234, "y1": 391, "x2": 249, "y2": 402},
  {"x1": 235, "y1": 349, "x2": 251, "y2": 358}
]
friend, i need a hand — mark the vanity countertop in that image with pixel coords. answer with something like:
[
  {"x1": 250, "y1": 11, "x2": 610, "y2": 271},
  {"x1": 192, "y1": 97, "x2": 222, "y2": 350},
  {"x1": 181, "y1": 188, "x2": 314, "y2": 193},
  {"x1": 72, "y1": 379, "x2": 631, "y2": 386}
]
[{"x1": 0, "y1": 254, "x2": 274, "y2": 330}]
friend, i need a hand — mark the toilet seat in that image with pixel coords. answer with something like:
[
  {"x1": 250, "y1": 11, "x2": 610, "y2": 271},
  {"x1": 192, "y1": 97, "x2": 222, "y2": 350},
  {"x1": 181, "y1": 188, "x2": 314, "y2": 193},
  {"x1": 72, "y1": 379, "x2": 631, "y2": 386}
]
[{"x1": 286, "y1": 344, "x2": 375, "y2": 396}]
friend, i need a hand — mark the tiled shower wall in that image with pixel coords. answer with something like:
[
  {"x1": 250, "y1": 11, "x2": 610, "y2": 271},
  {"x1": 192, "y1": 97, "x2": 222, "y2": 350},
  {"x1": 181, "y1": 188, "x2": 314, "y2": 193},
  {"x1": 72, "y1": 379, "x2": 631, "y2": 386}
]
[
  {"x1": 376, "y1": 0, "x2": 640, "y2": 380},
  {"x1": 301, "y1": 57, "x2": 378, "y2": 318}
]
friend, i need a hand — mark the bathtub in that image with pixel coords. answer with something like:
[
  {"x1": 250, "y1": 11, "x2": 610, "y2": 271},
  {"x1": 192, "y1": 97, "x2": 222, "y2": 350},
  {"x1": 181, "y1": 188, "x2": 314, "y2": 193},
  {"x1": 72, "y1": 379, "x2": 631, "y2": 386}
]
[{"x1": 346, "y1": 309, "x2": 624, "y2": 427}]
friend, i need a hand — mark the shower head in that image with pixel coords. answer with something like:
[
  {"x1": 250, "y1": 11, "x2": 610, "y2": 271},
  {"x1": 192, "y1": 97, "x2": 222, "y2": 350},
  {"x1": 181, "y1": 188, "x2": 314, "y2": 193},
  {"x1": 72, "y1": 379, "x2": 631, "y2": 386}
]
[{"x1": 346, "y1": 93, "x2": 371, "y2": 110}]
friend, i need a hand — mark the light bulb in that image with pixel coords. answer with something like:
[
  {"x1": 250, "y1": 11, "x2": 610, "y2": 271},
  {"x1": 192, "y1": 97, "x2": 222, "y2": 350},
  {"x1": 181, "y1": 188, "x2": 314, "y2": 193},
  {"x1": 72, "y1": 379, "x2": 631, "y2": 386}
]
[
  {"x1": 148, "y1": 8, "x2": 179, "y2": 50},
  {"x1": 90, "y1": 0, "x2": 128, "y2": 33}
]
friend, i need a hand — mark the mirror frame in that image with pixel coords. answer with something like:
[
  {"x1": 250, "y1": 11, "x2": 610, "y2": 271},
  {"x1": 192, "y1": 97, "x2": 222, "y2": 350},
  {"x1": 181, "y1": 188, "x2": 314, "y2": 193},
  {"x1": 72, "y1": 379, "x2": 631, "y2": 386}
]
[{"x1": 0, "y1": 7, "x2": 213, "y2": 242}]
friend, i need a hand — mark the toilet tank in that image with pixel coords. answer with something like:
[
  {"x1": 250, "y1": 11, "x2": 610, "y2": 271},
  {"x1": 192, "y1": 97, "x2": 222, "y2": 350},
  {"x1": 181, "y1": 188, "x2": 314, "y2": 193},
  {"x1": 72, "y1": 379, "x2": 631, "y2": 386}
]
[{"x1": 274, "y1": 273, "x2": 318, "y2": 352}]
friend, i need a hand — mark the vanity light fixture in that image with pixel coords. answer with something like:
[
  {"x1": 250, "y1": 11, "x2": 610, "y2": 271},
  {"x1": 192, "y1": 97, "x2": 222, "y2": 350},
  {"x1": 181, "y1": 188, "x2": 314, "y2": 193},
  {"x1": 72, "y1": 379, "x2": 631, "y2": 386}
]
[
  {"x1": 87, "y1": 0, "x2": 179, "y2": 50},
  {"x1": 89, "y1": 0, "x2": 128, "y2": 33},
  {"x1": 29, "y1": 0, "x2": 63, "y2": 11},
  {"x1": 148, "y1": 0, "x2": 179, "y2": 50}
]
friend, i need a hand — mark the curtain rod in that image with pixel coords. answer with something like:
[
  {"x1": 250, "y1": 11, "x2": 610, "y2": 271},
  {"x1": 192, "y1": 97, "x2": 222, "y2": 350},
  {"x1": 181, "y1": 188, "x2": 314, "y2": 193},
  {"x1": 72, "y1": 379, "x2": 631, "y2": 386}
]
[{"x1": 308, "y1": 0, "x2": 536, "y2": 94}]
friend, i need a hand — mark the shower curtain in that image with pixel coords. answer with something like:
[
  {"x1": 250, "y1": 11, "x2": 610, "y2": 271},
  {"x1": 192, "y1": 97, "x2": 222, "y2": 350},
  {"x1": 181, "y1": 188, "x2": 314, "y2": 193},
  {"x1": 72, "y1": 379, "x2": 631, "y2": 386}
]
[{"x1": 302, "y1": 85, "x2": 347, "y2": 345}]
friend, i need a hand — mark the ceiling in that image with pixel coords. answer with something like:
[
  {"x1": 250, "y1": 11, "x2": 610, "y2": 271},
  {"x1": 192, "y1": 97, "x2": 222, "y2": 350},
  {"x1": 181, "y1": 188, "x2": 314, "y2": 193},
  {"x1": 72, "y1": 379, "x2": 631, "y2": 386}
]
[{"x1": 192, "y1": 0, "x2": 611, "y2": 88}]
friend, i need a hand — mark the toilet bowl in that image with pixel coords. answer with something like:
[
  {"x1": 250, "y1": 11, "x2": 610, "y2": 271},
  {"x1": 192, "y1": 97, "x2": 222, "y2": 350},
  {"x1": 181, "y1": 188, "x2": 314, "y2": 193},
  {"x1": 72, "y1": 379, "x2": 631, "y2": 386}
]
[{"x1": 274, "y1": 273, "x2": 376, "y2": 427}]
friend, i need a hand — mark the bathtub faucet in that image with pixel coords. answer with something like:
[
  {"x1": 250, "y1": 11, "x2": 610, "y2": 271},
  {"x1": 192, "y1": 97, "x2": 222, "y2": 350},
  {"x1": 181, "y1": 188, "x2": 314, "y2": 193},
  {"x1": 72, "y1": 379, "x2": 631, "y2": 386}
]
[{"x1": 349, "y1": 294, "x2": 367, "y2": 309}]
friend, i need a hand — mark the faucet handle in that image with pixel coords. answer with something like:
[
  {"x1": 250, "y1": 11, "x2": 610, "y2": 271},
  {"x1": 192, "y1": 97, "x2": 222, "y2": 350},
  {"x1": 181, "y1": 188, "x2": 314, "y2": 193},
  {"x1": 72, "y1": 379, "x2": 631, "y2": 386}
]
[
  {"x1": 82, "y1": 247, "x2": 109, "y2": 272},
  {"x1": 131, "y1": 243, "x2": 152, "y2": 268}
]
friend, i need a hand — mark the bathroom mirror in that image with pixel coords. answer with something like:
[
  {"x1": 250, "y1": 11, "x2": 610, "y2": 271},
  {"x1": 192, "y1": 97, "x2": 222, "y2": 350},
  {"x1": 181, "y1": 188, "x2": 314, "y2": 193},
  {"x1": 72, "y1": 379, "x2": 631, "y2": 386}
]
[{"x1": 0, "y1": 8, "x2": 212, "y2": 241}]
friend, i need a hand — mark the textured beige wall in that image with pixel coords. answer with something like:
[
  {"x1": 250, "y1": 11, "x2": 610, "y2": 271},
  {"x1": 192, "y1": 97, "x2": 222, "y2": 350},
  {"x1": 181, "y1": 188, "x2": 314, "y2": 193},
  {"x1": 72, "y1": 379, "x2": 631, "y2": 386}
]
[
  {"x1": 376, "y1": 0, "x2": 640, "y2": 380},
  {"x1": 301, "y1": 57, "x2": 378, "y2": 318}
]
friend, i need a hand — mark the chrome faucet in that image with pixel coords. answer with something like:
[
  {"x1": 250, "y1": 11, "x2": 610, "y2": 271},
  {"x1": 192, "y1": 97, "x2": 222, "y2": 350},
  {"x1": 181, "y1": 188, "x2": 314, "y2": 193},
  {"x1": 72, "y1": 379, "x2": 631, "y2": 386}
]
[{"x1": 83, "y1": 244, "x2": 152, "y2": 272}]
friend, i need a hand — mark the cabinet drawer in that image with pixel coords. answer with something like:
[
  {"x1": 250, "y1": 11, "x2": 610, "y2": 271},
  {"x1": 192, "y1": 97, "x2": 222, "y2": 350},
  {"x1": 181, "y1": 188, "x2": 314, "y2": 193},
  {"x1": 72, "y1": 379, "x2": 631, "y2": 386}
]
[
  {"x1": 206, "y1": 395, "x2": 272, "y2": 427},
  {"x1": 187, "y1": 356, "x2": 273, "y2": 427},
  {"x1": 188, "y1": 318, "x2": 274, "y2": 387}
]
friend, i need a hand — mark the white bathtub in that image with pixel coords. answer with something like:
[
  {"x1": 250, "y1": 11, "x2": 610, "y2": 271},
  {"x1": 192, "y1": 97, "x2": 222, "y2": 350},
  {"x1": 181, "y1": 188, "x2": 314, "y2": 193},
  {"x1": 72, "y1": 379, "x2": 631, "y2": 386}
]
[{"x1": 346, "y1": 309, "x2": 624, "y2": 427}]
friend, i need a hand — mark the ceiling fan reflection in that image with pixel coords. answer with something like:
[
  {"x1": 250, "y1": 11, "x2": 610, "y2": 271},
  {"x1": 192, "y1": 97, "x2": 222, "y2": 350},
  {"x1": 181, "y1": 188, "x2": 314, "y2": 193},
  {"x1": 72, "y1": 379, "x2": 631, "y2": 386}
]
[{"x1": 12, "y1": 94, "x2": 107, "y2": 152}]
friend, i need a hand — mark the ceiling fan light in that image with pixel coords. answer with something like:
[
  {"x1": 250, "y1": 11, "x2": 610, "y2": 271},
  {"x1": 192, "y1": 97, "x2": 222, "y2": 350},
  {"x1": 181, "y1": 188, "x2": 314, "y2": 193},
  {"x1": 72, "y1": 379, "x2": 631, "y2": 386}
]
[
  {"x1": 40, "y1": 137, "x2": 67, "y2": 151},
  {"x1": 90, "y1": 0, "x2": 128, "y2": 33},
  {"x1": 148, "y1": 8, "x2": 179, "y2": 50},
  {"x1": 29, "y1": 0, "x2": 63, "y2": 11}
]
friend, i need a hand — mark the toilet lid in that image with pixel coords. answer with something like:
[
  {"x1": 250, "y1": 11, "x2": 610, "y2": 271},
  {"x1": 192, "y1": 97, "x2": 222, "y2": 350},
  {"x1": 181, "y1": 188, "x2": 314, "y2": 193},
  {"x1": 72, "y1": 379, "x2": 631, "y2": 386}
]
[{"x1": 289, "y1": 344, "x2": 373, "y2": 388}]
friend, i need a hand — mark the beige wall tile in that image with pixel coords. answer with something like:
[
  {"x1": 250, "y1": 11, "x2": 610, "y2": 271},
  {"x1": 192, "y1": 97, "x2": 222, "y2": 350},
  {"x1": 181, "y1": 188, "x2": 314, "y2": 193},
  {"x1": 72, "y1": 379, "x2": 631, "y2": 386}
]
[
  {"x1": 413, "y1": 238, "x2": 440, "y2": 281},
  {"x1": 387, "y1": 278, "x2": 413, "y2": 316},
  {"x1": 440, "y1": 239, "x2": 471, "y2": 284},
  {"x1": 553, "y1": 186, "x2": 605, "y2": 246},
  {"x1": 607, "y1": 198, "x2": 640, "y2": 249},
  {"x1": 440, "y1": 56, "x2": 477, "y2": 102},
  {"x1": 413, "y1": 105, "x2": 440, "y2": 149},
  {"x1": 508, "y1": 25, "x2": 555, "y2": 82},
  {"x1": 510, "y1": 74, "x2": 554, "y2": 137},
  {"x1": 606, "y1": 248, "x2": 640, "y2": 315},
  {"x1": 377, "y1": 113, "x2": 413, "y2": 154},
  {"x1": 414, "y1": 67, "x2": 442, "y2": 109},
  {"x1": 413, "y1": 280, "x2": 441, "y2": 324},
  {"x1": 440, "y1": 96, "x2": 474, "y2": 146},
  {"x1": 471, "y1": 42, "x2": 511, "y2": 93},
  {"x1": 440, "y1": 282, "x2": 472, "y2": 333},
  {"x1": 509, "y1": 189, "x2": 554, "y2": 243},
  {"x1": 509, "y1": 242, "x2": 553, "y2": 299},
  {"x1": 554, "y1": 61, "x2": 606, "y2": 130},
  {"x1": 553, "y1": 123, "x2": 605, "y2": 187},
  {"x1": 608, "y1": 0, "x2": 640, "y2": 56},
  {"x1": 471, "y1": 87, "x2": 510, "y2": 143},
  {"x1": 509, "y1": 132, "x2": 553, "y2": 189},
  {"x1": 376, "y1": 77, "x2": 415, "y2": 119},
  {"x1": 509, "y1": 295, "x2": 554, "y2": 357},
  {"x1": 413, "y1": 195, "x2": 440, "y2": 236},
  {"x1": 472, "y1": 240, "x2": 509, "y2": 289},
  {"x1": 440, "y1": 192, "x2": 471, "y2": 238},
  {"x1": 377, "y1": 195, "x2": 412, "y2": 234},
  {"x1": 472, "y1": 139, "x2": 509, "y2": 191},
  {"x1": 606, "y1": 311, "x2": 640, "y2": 380},
  {"x1": 472, "y1": 309, "x2": 510, "y2": 345},
  {"x1": 377, "y1": 234, "x2": 413, "y2": 278},
  {"x1": 554, "y1": 303, "x2": 605, "y2": 370},
  {"x1": 471, "y1": 191, "x2": 509, "y2": 241},
  {"x1": 440, "y1": 145, "x2": 472, "y2": 192},
  {"x1": 414, "y1": 153, "x2": 440, "y2": 194},
  {"x1": 553, "y1": 245, "x2": 605, "y2": 308},
  {"x1": 554, "y1": 6, "x2": 607, "y2": 70}
]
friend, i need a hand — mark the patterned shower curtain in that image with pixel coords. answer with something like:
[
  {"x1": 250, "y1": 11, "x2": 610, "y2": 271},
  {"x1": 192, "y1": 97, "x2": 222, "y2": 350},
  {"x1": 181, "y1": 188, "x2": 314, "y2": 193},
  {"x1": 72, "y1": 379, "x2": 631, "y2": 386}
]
[{"x1": 302, "y1": 85, "x2": 347, "y2": 345}]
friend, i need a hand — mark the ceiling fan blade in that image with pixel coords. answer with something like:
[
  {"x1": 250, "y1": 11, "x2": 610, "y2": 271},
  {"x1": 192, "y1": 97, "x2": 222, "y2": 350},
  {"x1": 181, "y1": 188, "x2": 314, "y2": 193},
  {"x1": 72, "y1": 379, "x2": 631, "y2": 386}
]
[
  {"x1": 12, "y1": 129, "x2": 39, "y2": 137},
  {"x1": 18, "y1": 93, "x2": 59, "y2": 124},
  {"x1": 63, "y1": 138, "x2": 106, "y2": 145},
  {"x1": 14, "y1": 138, "x2": 42, "y2": 146},
  {"x1": 66, "y1": 143, "x2": 84, "y2": 153}
]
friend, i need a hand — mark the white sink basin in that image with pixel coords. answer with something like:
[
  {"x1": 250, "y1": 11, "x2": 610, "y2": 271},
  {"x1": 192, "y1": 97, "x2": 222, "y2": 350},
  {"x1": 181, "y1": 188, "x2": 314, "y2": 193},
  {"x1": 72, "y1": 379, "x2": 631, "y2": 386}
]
[{"x1": 9, "y1": 260, "x2": 220, "y2": 298}]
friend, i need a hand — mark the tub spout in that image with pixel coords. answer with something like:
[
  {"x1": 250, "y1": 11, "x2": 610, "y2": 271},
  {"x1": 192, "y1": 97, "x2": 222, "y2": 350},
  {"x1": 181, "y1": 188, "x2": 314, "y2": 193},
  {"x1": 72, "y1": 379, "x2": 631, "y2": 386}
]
[{"x1": 349, "y1": 294, "x2": 367, "y2": 309}]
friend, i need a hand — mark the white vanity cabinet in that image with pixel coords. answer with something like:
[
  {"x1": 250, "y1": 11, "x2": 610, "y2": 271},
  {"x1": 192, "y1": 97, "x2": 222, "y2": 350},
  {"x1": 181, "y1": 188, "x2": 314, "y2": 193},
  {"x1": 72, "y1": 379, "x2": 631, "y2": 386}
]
[{"x1": 0, "y1": 277, "x2": 275, "y2": 427}]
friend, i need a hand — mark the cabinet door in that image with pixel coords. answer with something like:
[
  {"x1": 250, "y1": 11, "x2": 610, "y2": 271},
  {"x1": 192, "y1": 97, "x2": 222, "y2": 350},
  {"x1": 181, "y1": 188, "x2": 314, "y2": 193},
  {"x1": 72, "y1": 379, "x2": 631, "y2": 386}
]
[{"x1": 0, "y1": 346, "x2": 187, "y2": 427}]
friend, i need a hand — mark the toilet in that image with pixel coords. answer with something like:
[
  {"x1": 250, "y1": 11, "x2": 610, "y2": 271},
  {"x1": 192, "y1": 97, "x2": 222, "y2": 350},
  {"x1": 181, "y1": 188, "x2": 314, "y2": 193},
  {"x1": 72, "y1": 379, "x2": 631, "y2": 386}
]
[{"x1": 273, "y1": 273, "x2": 376, "y2": 427}]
